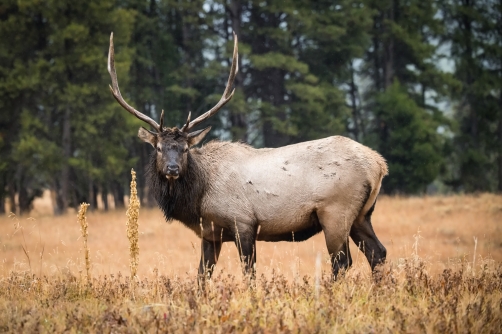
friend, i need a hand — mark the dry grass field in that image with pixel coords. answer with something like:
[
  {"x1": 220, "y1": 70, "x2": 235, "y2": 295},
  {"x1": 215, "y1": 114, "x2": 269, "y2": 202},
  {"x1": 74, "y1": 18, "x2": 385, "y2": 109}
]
[{"x1": 0, "y1": 193, "x2": 501, "y2": 332}]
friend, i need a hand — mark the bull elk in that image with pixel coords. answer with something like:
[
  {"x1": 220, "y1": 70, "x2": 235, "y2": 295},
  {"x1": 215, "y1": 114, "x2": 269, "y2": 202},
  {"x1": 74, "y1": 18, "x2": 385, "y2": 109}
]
[{"x1": 108, "y1": 32, "x2": 388, "y2": 280}]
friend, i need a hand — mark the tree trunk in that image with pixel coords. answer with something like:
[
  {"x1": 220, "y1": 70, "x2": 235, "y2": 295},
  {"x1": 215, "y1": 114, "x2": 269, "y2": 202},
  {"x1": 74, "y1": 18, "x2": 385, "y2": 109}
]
[
  {"x1": 71, "y1": 178, "x2": 79, "y2": 211},
  {"x1": 102, "y1": 185, "x2": 109, "y2": 211},
  {"x1": 349, "y1": 61, "x2": 361, "y2": 142},
  {"x1": 57, "y1": 105, "x2": 71, "y2": 215},
  {"x1": 0, "y1": 174, "x2": 5, "y2": 215},
  {"x1": 498, "y1": 0, "x2": 502, "y2": 193},
  {"x1": 93, "y1": 184, "x2": 98, "y2": 210},
  {"x1": 498, "y1": 92, "x2": 502, "y2": 192},
  {"x1": 7, "y1": 180, "x2": 16, "y2": 214},
  {"x1": 228, "y1": 0, "x2": 248, "y2": 142},
  {"x1": 181, "y1": 16, "x2": 193, "y2": 113},
  {"x1": 88, "y1": 179, "x2": 98, "y2": 211},
  {"x1": 372, "y1": 14, "x2": 382, "y2": 92},
  {"x1": 18, "y1": 173, "x2": 39, "y2": 216},
  {"x1": 263, "y1": 67, "x2": 289, "y2": 148},
  {"x1": 0, "y1": 196, "x2": 4, "y2": 215},
  {"x1": 462, "y1": 0, "x2": 478, "y2": 147},
  {"x1": 383, "y1": 2, "x2": 395, "y2": 90},
  {"x1": 0, "y1": 173, "x2": 5, "y2": 214},
  {"x1": 248, "y1": 8, "x2": 289, "y2": 148},
  {"x1": 18, "y1": 183, "x2": 30, "y2": 215},
  {"x1": 113, "y1": 181, "x2": 125, "y2": 209},
  {"x1": 50, "y1": 183, "x2": 62, "y2": 215},
  {"x1": 135, "y1": 139, "x2": 150, "y2": 207}
]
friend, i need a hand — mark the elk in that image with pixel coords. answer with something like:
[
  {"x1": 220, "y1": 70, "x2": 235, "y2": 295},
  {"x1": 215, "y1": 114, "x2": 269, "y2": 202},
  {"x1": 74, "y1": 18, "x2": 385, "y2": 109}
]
[{"x1": 108, "y1": 32, "x2": 388, "y2": 280}]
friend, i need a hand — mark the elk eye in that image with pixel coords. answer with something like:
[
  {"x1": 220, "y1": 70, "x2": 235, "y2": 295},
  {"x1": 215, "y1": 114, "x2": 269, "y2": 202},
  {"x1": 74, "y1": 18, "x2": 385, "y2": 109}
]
[
  {"x1": 156, "y1": 147, "x2": 161, "y2": 152},
  {"x1": 183, "y1": 147, "x2": 188, "y2": 153}
]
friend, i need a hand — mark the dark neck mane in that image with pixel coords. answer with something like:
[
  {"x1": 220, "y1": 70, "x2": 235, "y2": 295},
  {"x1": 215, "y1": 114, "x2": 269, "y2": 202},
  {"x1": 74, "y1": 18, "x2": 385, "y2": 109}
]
[{"x1": 147, "y1": 151, "x2": 207, "y2": 227}]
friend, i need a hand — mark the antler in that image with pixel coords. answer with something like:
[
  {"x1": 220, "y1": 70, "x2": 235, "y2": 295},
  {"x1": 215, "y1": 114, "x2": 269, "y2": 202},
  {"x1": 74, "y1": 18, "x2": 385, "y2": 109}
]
[
  {"x1": 108, "y1": 32, "x2": 161, "y2": 132},
  {"x1": 182, "y1": 32, "x2": 239, "y2": 132}
]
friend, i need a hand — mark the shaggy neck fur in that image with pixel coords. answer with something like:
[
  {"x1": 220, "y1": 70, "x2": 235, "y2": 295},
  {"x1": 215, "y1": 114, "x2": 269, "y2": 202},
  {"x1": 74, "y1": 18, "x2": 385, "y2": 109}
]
[{"x1": 147, "y1": 150, "x2": 208, "y2": 227}]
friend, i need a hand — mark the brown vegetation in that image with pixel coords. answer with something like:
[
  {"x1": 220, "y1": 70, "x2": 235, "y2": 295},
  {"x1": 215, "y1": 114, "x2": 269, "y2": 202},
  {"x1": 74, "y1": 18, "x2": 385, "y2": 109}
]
[{"x1": 0, "y1": 194, "x2": 501, "y2": 332}]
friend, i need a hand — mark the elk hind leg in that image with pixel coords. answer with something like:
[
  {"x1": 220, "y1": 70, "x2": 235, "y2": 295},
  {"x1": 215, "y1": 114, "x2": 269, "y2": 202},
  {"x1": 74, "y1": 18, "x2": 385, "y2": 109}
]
[
  {"x1": 350, "y1": 201, "x2": 386, "y2": 271},
  {"x1": 316, "y1": 207, "x2": 355, "y2": 279},
  {"x1": 332, "y1": 239, "x2": 353, "y2": 278}
]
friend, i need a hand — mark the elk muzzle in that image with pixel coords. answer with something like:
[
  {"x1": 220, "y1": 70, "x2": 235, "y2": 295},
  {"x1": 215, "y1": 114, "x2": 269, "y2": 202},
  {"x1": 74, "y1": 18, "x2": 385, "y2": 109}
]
[{"x1": 165, "y1": 164, "x2": 179, "y2": 179}]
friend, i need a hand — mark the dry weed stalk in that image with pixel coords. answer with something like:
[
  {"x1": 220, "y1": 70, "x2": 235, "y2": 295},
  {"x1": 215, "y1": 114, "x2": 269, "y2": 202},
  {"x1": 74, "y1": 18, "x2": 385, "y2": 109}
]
[
  {"x1": 126, "y1": 169, "x2": 140, "y2": 279},
  {"x1": 9, "y1": 213, "x2": 32, "y2": 272},
  {"x1": 77, "y1": 203, "x2": 91, "y2": 282}
]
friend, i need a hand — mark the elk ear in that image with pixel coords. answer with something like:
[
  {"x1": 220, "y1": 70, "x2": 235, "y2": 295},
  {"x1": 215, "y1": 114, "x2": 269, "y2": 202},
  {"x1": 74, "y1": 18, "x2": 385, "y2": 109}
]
[
  {"x1": 138, "y1": 127, "x2": 157, "y2": 147},
  {"x1": 187, "y1": 126, "x2": 211, "y2": 147}
]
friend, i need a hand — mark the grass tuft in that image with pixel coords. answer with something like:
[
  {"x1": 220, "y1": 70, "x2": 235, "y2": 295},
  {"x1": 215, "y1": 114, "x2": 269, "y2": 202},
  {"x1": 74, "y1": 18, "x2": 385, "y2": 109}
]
[{"x1": 0, "y1": 259, "x2": 500, "y2": 332}]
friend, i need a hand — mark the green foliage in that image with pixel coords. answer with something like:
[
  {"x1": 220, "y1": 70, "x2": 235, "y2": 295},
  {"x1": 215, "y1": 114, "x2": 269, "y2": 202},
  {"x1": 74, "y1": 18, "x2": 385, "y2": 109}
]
[
  {"x1": 443, "y1": 0, "x2": 502, "y2": 192},
  {"x1": 371, "y1": 82, "x2": 443, "y2": 193},
  {"x1": 1, "y1": 0, "x2": 501, "y2": 212},
  {"x1": 240, "y1": 0, "x2": 370, "y2": 147},
  {"x1": 0, "y1": 0, "x2": 136, "y2": 213},
  {"x1": 251, "y1": 53, "x2": 310, "y2": 74}
]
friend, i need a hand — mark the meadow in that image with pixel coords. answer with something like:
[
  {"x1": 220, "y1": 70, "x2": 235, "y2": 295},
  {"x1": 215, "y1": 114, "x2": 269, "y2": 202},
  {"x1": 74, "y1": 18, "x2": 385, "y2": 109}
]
[{"x1": 0, "y1": 192, "x2": 501, "y2": 332}]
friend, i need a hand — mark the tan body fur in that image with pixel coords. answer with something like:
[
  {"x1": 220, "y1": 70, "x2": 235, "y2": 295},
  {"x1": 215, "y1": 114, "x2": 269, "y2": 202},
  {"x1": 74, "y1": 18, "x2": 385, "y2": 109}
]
[
  {"x1": 196, "y1": 136, "x2": 386, "y2": 236},
  {"x1": 183, "y1": 136, "x2": 388, "y2": 278}
]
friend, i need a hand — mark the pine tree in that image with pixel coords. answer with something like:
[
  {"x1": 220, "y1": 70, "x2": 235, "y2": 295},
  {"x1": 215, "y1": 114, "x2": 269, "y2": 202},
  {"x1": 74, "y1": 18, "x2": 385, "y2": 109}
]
[
  {"x1": 372, "y1": 82, "x2": 443, "y2": 193},
  {"x1": 0, "y1": 0, "x2": 49, "y2": 213},
  {"x1": 122, "y1": 0, "x2": 231, "y2": 204},
  {"x1": 229, "y1": 0, "x2": 366, "y2": 147},
  {"x1": 443, "y1": 0, "x2": 502, "y2": 192},
  {"x1": 0, "y1": 0, "x2": 135, "y2": 214},
  {"x1": 363, "y1": 0, "x2": 452, "y2": 193},
  {"x1": 298, "y1": 0, "x2": 373, "y2": 143}
]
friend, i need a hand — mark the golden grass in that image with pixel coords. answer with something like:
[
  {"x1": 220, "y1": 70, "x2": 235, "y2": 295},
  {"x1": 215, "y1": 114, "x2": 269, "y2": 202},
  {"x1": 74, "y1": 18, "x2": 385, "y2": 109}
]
[
  {"x1": 4, "y1": 194, "x2": 500, "y2": 278},
  {"x1": 0, "y1": 194, "x2": 501, "y2": 332}
]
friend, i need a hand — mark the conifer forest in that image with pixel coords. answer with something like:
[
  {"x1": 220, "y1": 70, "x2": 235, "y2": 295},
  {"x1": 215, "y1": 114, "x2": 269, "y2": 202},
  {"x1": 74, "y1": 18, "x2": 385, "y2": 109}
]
[{"x1": 1, "y1": 0, "x2": 501, "y2": 215}]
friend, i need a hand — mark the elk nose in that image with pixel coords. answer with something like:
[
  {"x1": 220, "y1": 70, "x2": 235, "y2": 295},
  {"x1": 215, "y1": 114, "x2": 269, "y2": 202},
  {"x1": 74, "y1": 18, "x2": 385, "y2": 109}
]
[{"x1": 167, "y1": 165, "x2": 179, "y2": 176}]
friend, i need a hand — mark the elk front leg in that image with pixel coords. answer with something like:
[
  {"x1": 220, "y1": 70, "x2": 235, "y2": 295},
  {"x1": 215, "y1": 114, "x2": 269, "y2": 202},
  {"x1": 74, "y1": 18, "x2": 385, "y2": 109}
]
[
  {"x1": 234, "y1": 229, "x2": 257, "y2": 279},
  {"x1": 332, "y1": 239, "x2": 353, "y2": 279},
  {"x1": 198, "y1": 238, "x2": 222, "y2": 281}
]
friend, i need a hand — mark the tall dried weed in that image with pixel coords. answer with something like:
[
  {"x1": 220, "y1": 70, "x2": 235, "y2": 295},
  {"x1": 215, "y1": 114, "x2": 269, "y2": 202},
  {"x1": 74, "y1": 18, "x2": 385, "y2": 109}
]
[
  {"x1": 77, "y1": 203, "x2": 91, "y2": 283},
  {"x1": 126, "y1": 169, "x2": 140, "y2": 279}
]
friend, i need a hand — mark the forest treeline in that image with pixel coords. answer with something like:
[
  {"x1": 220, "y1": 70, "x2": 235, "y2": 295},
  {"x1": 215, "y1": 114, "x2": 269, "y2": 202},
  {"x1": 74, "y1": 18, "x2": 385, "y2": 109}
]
[{"x1": 0, "y1": 0, "x2": 501, "y2": 215}]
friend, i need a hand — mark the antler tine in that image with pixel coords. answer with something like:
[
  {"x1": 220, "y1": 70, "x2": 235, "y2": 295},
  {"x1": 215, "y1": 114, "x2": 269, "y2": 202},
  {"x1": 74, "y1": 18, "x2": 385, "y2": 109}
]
[
  {"x1": 180, "y1": 111, "x2": 191, "y2": 132},
  {"x1": 108, "y1": 32, "x2": 160, "y2": 132},
  {"x1": 159, "y1": 110, "x2": 165, "y2": 130},
  {"x1": 183, "y1": 32, "x2": 239, "y2": 132}
]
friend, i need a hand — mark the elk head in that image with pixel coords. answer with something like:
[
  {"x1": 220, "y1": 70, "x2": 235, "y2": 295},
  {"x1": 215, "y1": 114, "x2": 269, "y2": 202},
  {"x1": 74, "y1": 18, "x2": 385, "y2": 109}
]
[{"x1": 107, "y1": 32, "x2": 238, "y2": 180}]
